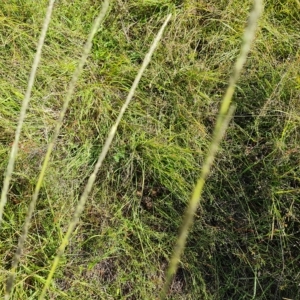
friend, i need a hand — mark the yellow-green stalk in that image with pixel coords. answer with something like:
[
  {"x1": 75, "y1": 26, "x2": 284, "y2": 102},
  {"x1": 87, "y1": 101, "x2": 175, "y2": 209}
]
[
  {"x1": 39, "y1": 13, "x2": 172, "y2": 300},
  {"x1": 160, "y1": 0, "x2": 263, "y2": 298},
  {"x1": 0, "y1": 0, "x2": 55, "y2": 227},
  {"x1": 5, "y1": 0, "x2": 110, "y2": 298}
]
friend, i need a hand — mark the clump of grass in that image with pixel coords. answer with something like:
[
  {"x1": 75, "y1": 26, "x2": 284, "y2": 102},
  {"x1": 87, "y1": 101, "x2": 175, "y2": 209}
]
[{"x1": 1, "y1": 0, "x2": 300, "y2": 299}]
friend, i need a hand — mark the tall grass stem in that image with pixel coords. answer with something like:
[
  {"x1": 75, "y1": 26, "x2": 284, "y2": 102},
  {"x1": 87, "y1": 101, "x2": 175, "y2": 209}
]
[
  {"x1": 5, "y1": 0, "x2": 110, "y2": 298},
  {"x1": 160, "y1": 1, "x2": 263, "y2": 298},
  {"x1": 39, "y1": 12, "x2": 172, "y2": 300},
  {"x1": 0, "y1": 0, "x2": 55, "y2": 227}
]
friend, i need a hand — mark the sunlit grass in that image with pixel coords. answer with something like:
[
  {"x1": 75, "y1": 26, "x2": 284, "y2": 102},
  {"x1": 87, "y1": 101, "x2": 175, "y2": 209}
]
[{"x1": 0, "y1": 0, "x2": 299, "y2": 299}]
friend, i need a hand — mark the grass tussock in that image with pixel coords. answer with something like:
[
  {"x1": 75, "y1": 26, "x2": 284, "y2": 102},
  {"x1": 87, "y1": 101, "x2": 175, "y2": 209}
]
[{"x1": 1, "y1": 0, "x2": 300, "y2": 299}]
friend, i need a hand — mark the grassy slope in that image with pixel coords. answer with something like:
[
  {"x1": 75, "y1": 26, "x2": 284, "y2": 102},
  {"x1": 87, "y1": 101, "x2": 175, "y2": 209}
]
[{"x1": 0, "y1": 0, "x2": 299, "y2": 299}]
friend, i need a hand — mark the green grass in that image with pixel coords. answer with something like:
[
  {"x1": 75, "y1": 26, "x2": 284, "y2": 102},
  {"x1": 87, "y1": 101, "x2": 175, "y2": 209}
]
[{"x1": 1, "y1": 0, "x2": 300, "y2": 299}]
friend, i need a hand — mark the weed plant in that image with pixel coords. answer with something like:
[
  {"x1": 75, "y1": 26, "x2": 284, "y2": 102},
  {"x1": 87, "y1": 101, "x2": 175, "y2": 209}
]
[{"x1": 1, "y1": 0, "x2": 300, "y2": 299}]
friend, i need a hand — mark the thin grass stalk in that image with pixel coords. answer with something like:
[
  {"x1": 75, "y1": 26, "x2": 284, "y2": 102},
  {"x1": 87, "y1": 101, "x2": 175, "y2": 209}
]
[
  {"x1": 5, "y1": 0, "x2": 110, "y2": 298},
  {"x1": 160, "y1": 106, "x2": 235, "y2": 300},
  {"x1": 0, "y1": 0, "x2": 55, "y2": 227},
  {"x1": 39, "y1": 13, "x2": 172, "y2": 300},
  {"x1": 160, "y1": 1, "x2": 263, "y2": 298}
]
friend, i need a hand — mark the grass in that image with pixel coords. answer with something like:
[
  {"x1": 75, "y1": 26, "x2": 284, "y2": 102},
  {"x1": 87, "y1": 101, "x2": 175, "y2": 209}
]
[{"x1": 1, "y1": 0, "x2": 300, "y2": 299}]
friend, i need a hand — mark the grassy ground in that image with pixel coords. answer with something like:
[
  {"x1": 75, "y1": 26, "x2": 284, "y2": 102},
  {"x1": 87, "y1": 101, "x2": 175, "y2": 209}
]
[{"x1": 0, "y1": 0, "x2": 300, "y2": 299}]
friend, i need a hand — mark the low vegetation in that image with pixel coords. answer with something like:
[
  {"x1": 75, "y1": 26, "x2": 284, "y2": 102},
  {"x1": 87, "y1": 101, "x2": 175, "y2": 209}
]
[{"x1": 0, "y1": 0, "x2": 299, "y2": 299}]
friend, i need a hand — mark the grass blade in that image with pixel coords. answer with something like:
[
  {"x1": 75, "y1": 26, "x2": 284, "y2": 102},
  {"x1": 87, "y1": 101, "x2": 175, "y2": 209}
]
[
  {"x1": 5, "y1": 0, "x2": 110, "y2": 298},
  {"x1": 160, "y1": 1, "x2": 263, "y2": 298},
  {"x1": 38, "y1": 13, "x2": 172, "y2": 299},
  {"x1": 0, "y1": 0, "x2": 55, "y2": 227}
]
